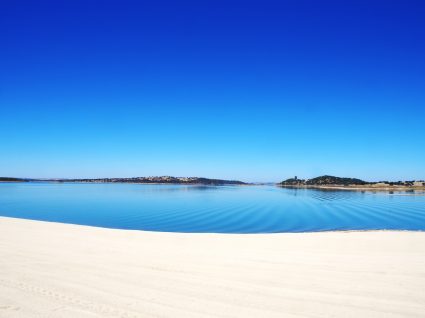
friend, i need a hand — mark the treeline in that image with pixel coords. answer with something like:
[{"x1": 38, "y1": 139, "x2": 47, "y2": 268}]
[
  {"x1": 0, "y1": 177, "x2": 28, "y2": 182},
  {"x1": 280, "y1": 175, "x2": 367, "y2": 186}
]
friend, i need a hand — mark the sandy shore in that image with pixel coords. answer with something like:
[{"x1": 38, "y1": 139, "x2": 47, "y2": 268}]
[{"x1": 0, "y1": 217, "x2": 424, "y2": 318}]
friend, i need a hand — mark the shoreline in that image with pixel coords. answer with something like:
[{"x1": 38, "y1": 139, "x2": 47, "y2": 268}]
[
  {"x1": 278, "y1": 184, "x2": 425, "y2": 192},
  {"x1": 0, "y1": 180, "x2": 251, "y2": 186},
  {"x1": 1, "y1": 217, "x2": 424, "y2": 317},
  {"x1": 3, "y1": 181, "x2": 425, "y2": 192},
  {"x1": 2, "y1": 215, "x2": 425, "y2": 234}
]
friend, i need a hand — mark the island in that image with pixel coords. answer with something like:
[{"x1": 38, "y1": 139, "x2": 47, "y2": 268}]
[
  {"x1": 279, "y1": 175, "x2": 425, "y2": 191},
  {"x1": 0, "y1": 176, "x2": 246, "y2": 186}
]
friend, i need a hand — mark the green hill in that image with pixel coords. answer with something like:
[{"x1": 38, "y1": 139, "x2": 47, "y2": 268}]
[
  {"x1": 280, "y1": 175, "x2": 368, "y2": 186},
  {"x1": 306, "y1": 175, "x2": 367, "y2": 186}
]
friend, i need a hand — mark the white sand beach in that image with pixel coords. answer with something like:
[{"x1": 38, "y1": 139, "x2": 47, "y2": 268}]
[{"x1": 0, "y1": 217, "x2": 424, "y2": 318}]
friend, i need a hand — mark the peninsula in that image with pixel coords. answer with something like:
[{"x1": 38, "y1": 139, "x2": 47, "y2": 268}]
[
  {"x1": 279, "y1": 175, "x2": 425, "y2": 191},
  {"x1": 0, "y1": 176, "x2": 246, "y2": 186}
]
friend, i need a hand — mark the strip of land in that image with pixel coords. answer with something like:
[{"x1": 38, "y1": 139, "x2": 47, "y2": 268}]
[
  {"x1": 0, "y1": 217, "x2": 424, "y2": 318},
  {"x1": 278, "y1": 184, "x2": 425, "y2": 192},
  {"x1": 279, "y1": 175, "x2": 425, "y2": 191},
  {"x1": 0, "y1": 176, "x2": 246, "y2": 185}
]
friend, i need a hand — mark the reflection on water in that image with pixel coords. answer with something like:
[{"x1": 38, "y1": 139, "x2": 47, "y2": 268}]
[{"x1": 0, "y1": 182, "x2": 424, "y2": 233}]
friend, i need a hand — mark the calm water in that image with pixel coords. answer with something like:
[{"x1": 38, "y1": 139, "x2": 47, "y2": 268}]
[{"x1": 1, "y1": 182, "x2": 425, "y2": 233}]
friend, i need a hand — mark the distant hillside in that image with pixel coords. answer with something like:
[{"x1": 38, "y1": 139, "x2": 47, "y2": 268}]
[
  {"x1": 306, "y1": 175, "x2": 367, "y2": 186},
  {"x1": 280, "y1": 175, "x2": 367, "y2": 186},
  {"x1": 60, "y1": 176, "x2": 246, "y2": 185},
  {"x1": 0, "y1": 176, "x2": 246, "y2": 185}
]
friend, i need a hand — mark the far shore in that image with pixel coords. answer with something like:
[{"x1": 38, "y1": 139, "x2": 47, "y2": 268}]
[
  {"x1": 1, "y1": 217, "x2": 425, "y2": 317},
  {"x1": 0, "y1": 180, "x2": 253, "y2": 187},
  {"x1": 3, "y1": 180, "x2": 425, "y2": 192},
  {"x1": 278, "y1": 184, "x2": 425, "y2": 192}
]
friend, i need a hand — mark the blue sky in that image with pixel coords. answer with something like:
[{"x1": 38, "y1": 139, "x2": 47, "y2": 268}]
[{"x1": 1, "y1": 0, "x2": 424, "y2": 182}]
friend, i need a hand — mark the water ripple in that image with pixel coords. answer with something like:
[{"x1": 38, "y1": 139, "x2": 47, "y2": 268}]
[{"x1": 0, "y1": 183, "x2": 425, "y2": 233}]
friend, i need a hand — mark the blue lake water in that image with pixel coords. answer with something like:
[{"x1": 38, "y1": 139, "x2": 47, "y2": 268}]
[{"x1": 0, "y1": 182, "x2": 425, "y2": 233}]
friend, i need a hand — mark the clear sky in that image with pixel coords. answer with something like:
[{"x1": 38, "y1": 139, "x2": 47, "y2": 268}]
[{"x1": 1, "y1": 1, "x2": 424, "y2": 182}]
